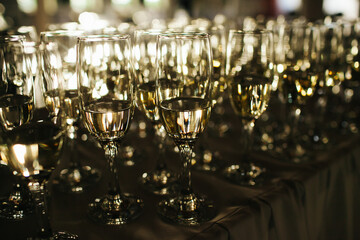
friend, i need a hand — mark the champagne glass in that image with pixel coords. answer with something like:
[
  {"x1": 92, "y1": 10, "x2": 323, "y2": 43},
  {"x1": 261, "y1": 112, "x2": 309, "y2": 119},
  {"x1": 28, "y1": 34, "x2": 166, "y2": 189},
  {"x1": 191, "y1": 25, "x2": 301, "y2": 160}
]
[
  {"x1": 194, "y1": 24, "x2": 229, "y2": 171},
  {"x1": 103, "y1": 24, "x2": 144, "y2": 167},
  {"x1": 2, "y1": 121, "x2": 78, "y2": 239},
  {"x1": 0, "y1": 41, "x2": 7, "y2": 97},
  {"x1": 156, "y1": 32, "x2": 216, "y2": 225},
  {"x1": 77, "y1": 34, "x2": 143, "y2": 225},
  {"x1": 278, "y1": 23, "x2": 322, "y2": 161},
  {"x1": 340, "y1": 19, "x2": 360, "y2": 134},
  {"x1": 133, "y1": 29, "x2": 178, "y2": 195},
  {"x1": 0, "y1": 35, "x2": 34, "y2": 220},
  {"x1": 223, "y1": 29, "x2": 274, "y2": 186},
  {"x1": 317, "y1": 21, "x2": 347, "y2": 134},
  {"x1": 0, "y1": 35, "x2": 34, "y2": 130},
  {"x1": 41, "y1": 30, "x2": 101, "y2": 193}
]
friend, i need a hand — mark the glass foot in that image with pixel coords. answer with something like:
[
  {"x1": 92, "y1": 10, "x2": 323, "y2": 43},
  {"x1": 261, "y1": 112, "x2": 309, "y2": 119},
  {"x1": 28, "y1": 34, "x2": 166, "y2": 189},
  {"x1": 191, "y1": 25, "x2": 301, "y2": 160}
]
[
  {"x1": 53, "y1": 232, "x2": 79, "y2": 240},
  {"x1": 28, "y1": 231, "x2": 78, "y2": 240},
  {"x1": 88, "y1": 193, "x2": 143, "y2": 225},
  {"x1": 0, "y1": 183, "x2": 33, "y2": 220},
  {"x1": 223, "y1": 162, "x2": 266, "y2": 186},
  {"x1": 140, "y1": 168, "x2": 178, "y2": 195},
  {"x1": 0, "y1": 200, "x2": 33, "y2": 220},
  {"x1": 158, "y1": 193, "x2": 216, "y2": 226},
  {"x1": 53, "y1": 166, "x2": 101, "y2": 193}
]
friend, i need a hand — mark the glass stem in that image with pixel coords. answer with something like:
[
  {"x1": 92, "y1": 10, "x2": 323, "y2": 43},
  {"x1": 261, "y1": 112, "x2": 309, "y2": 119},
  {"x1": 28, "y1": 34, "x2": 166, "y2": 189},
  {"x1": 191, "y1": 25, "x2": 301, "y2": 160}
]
[
  {"x1": 103, "y1": 141, "x2": 121, "y2": 195},
  {"x1": 28, "y1": 180, "x2": 52, "y2": 238},
  {"x1": 177, "y1": 141, "x2": 195, "y2": 195},
  {"x1": 289, "y1": 107, "x2": 301, "y2": 141},
  {"x1": 67, "y1": 124, "x2": 81, "y2": 169},
  {"x1": 241, "y1": 118, "x2": 255, "y2": 157},
  {"x1": 154, "y1": 124, "x2": 167, "y2": 170}
]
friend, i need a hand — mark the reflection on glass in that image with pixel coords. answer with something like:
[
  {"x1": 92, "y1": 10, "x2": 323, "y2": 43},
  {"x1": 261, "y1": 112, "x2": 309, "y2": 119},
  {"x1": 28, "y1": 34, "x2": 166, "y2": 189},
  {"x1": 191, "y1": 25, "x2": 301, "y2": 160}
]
[
  {"x1": 77, "y1": 34, "x2": 143, "y2": 225},
  {"x1": 156, "y1": 32, "x2": 216, "y2": 226}
]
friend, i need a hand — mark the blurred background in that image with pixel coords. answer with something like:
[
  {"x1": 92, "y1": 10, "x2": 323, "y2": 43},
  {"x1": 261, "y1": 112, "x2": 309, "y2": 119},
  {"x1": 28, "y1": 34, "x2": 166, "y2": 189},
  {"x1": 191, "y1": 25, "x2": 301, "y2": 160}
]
[{"x1": 0, "y1": 0, "x2": 359, "y2": 33}]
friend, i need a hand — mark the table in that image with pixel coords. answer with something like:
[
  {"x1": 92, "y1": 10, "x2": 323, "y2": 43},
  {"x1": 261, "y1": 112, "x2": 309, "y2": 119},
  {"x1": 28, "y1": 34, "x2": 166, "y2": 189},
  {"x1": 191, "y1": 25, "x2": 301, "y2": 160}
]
[{"x1": 1, "y1": 105, "x2": 359, "y2": 240}]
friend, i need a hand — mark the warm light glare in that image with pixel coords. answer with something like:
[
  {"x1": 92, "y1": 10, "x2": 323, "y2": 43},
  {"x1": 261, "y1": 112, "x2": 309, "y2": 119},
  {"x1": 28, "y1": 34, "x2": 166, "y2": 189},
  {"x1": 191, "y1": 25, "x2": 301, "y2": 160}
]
[
  {"x1": 70, "y1": 0, "x2": 89, "y2": 13},
  {"x1": 323, "y1": 0, "x2": 359, "y2": 19},
  {"x1": 12, "y1": 144, "x2": 39, "y2": 177},
  {"x1": 104, "y1": 112, "x2": 113, "y2": 130},
  {"x1": 17, "y1": 0, "x2": 37, "y2": 14},
  {"x1": 79, "y1": 12, "x2": 99, "y2": 27},
  {"x1": 213, "y1": 60, "x2": 221, "y2": 68},
  {"x1": 145, "y1": 0, "x2": 161, "y2": 4},
  {"x1": 112, "y1": 0, "x2": 132, "y2": 5},
  {"x1": 276, "y1": 0, "x2": 302, "y2": 13},
  {"x1": 13, "y1": 145, "x2": 27, "y2": 165},
  {"x1": 64, "y1": 48, "x2": 77, "y2": 64},
  {"x1": 78, "y1": 12, "x2": 109, "y2": 30}
]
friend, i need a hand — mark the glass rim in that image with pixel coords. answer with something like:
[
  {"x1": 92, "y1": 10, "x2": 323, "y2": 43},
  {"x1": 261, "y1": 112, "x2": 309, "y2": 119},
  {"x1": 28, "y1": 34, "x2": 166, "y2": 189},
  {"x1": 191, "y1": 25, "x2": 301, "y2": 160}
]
[
  {"x1": 40, "y1": 30, "x2": 84, "y2": 38},
  {"x1": 158, "y1": 32, "x2": 210, "y2": 39},
  {"x1": 0, "y1": 35, "x2": 25, "y2": 43},
  {"x1": 77, "y1": 34, "x2": 131, "y2": 42},
  {"x1": 134, "y1": 28, "x2": 167, "y2": 36},
  {"x1": 279, "y1": 22, "x2": 320, "y2": 32},
  {"x1": 229, "y1": 29, "x2": 273, "y2": 35}
]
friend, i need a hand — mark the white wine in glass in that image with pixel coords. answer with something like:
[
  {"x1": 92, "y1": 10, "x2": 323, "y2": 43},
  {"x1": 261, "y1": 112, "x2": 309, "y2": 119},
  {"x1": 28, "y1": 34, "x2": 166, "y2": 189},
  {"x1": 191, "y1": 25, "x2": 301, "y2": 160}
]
[
  {"x1": 41, "y1": 30, "x2": 101, "y2": 193},
  {"x1": 156, "y1": 32, "x2": 216, "y2": 226},
  {"x1": 224, "y1": 29, "x2": 274, "y2": 186},
  {"x1": 2, "y1": 121, "x2": 78, "y2": 239},
  {"x1": 133, "y1": 29, "x2": 178, "y2": 195},
  {"x1": 0, "y1": 35, "x2": 35, "y2": 220},
  {"x1": 77, "y1": 34, "x2": 143, "y2": 225}
]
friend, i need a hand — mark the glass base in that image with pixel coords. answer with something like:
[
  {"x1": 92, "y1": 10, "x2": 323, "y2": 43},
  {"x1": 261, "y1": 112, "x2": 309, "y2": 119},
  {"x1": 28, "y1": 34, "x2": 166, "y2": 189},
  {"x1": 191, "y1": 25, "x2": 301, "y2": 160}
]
[
  {"x1": 158, "y1": 193, "x2": 216, "y2": 226},
  {"x1": 223, "y1": 162, "x2": 266, "y2": 186},
  {"x1": 53, "y1": 232, "x2": 78, "y2": 240},
  {"x1": 28, "y1": 231, "x2": 78, "y2": 240},
  {"x1": 140, "y1": 168, "x2": 178, "y2": 195},
  {"x1": 53, "y1": 166, "x2": 101, "y2": 193},
  {"x1": 0, "y1": 184, "x2": 33, "y2": 220},
  {"x1": 0, "y1": 200, "x2": 33, "y2": 220},
  {"x1": 88, "y1": 193, "x2": 143, "y2": 225}
]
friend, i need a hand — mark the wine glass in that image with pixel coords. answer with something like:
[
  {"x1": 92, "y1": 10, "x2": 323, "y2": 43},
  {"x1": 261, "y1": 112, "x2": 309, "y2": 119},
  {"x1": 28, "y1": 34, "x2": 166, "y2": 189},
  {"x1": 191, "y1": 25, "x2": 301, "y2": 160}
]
[
  {"x1": 41, "y1": 30, "x2": 101, "y2": 193},
  {"x1": 278, "y1": 23, "x2": 322, "y2": 161},
  {"x1": 77, "y1": 34, "x2": 143, "y2": 225},
  {"x1": 156, "y1": 32, "x2": 216, "y2": 225},
  {"x1": 317, "y1": 21, "x2": 347, "y2": 134},
  {"x1": 340, "y1": 19, "x2": 360, "y2": 134},
  {"x1": 133, "y1": 29, "x2": 178, "y2": 195},
  {"x1": 2, "y1": 121, "x2": 78, "y2": 239},
  {"x1": 103, "y1": 24, "x2": 145, "y2": 168},
  {"x1": 0, "y1": 35, "x2": 35, "y2": 220},
  {"x1": 0, "y1": 35, "x2": 34, "y2": 130},
  {"x1": 194, "y1": 23, "x2": 229, "y2": 171},
  {"x1": 223, "y1": 29, "x2": 274, "y2": 186}
]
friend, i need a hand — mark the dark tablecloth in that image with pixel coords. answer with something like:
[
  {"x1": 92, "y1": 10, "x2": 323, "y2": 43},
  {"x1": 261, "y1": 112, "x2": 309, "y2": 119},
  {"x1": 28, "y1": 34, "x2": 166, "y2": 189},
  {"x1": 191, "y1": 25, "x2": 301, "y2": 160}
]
[{"x1": 1, "y1": 106, "x2": 359, "y2": 240}]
